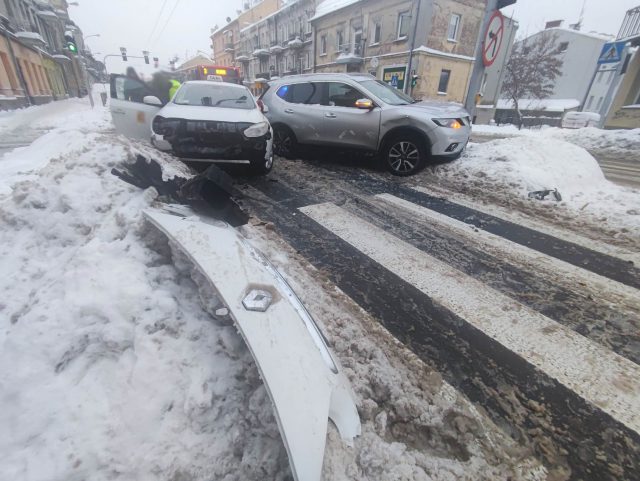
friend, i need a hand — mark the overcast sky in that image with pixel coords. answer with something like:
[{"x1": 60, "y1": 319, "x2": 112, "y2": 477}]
[{"x1": 69, "y1": 0, "x2": 638, "y2": 75}]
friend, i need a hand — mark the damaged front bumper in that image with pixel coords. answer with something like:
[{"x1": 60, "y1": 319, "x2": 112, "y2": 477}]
[{"x1": 144, "y1": 208, "x2": 361, "y2": 481}]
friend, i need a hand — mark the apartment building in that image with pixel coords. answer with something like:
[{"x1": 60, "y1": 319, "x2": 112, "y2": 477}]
[
  {"x1": 210, "y1": 0, "x2": 284, "y2": 69},
  {"x1": 0, "y1": 0, "x2": 87, "y2": 110},
  {"x1": 311, "y1": 0, "x2": 485, "y2": 102},
  {"x1": 237, "y1": 0, "x2": 316, "y2": 86}
]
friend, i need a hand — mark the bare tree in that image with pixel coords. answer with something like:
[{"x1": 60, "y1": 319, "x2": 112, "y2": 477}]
[{"x1": 501, "y1": 32, "x2": 564, "y2": 129}]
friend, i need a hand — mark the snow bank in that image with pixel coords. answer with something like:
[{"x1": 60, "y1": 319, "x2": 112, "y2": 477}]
[
  {"x1": 432, "y1": 137, "x2": 640, "y2": 238},
  {"x1": 0, "y1": 106, "x2": 292, "y2": 480},
  {"x1": 472, "y1": 123, "x2": 640, "y2": 154}
]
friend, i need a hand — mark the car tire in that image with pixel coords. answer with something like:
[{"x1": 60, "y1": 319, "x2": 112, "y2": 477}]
[
  {"x1": 248, "y1": 153, "x2": 274, "y2": 176},
  {"x1": 382, "y1": 134, "x2": 428, "y2": 176},
  {"x1": 273, "y1": 125, "x2": 298, "y2": 159}
]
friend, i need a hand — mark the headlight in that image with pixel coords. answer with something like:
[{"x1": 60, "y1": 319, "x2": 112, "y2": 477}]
[
  {"x1": 243, "y1": 121, "x2": 269, "y2": 138},
  {"x1": 433, "y1": 118, "x2": 463, "y2": 129},
  {"x1": 152, "y1": 116, "x2": 181, "y2": 136}
]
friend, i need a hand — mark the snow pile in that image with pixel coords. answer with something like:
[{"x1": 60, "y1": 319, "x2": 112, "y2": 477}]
[
  {"x1": 431, "y1": 137, "x2": 640, "y2": 237},
  {"x1": 0, "y1": 106, "x2": 292, "y2": 480},
  {"x1": 472, "y1": 123, "x2": 640, "y2": 154},
  {"x1": 549, "y1": 127, "x2": 640, "y2": 153}
]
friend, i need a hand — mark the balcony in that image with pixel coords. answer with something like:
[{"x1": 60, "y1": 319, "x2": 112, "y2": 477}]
[
  {"x1": 224, "y1": 42, "x2": 235, "y2": 52},
  {"x1": 335, "y1": 42, "x2": 364, "y2": 64},
  {"x1": 618, "y1": 6, "x2": 640, "y2": 44},
  {"x1": 235, "y1": 52, "x2": 251, "y2": 62},
  {"x1": 270, "y1": 43, "x2": 285, "y2": 54},
  {"x1": 15, "y1": 31, "x2": 46, "y2": 48},
  {"x1": 288, "y1": 37, "x2": 304, "y2": 49},
  {"x1": 252, "y1": 46, "x2": 270, "y2": 58}
]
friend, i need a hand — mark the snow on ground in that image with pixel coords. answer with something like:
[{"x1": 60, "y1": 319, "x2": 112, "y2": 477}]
[
  {"x1": 430, "y1": 135, "x2": 640, "y2": 241},
  {"x1": 0, "y1": 97, "x2": 548, "y2": 480},
  {"x1": 472, "y1": 123, "x2": 640, "y2": 154}
]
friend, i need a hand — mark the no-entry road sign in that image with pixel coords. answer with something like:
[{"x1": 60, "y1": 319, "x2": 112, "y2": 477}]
[{"x1": 483, "y1": 10, "x2": 505, "y2": 67}]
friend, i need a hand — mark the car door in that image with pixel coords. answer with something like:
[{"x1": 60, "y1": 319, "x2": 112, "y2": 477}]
[
  {"x1": 274, "y1": 81, "x2": 327, "y2": 145},
  {"x1": 322, "y1": 82, "x2": 381, "y2": 150},
  {"x1": 109, "y1": 74, "x2": 163, "y2": 142}
]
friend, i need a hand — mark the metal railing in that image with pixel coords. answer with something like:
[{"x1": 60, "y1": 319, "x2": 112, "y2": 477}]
[
  {"x1": 337, "y1": 42, "x2": 363, "y2": 56},
  {"x1": 618, "y1": 6, "x2": 640, "y2": 42}
]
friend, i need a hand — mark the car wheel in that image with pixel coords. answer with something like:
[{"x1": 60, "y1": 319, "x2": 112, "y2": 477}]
[
  {"x1": 383, "y1": 135, "x2": 427, "y2": 176},
  {"x1": 248, "y1": 153, "x2": 274, "y2": 176},
  {"x1": 273, "y1": 125, "x2": 297, "y2": 159}
]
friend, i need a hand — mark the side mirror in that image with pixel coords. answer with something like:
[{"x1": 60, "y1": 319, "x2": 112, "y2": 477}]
[
  {"x1": 355, "y1": 98, "x2": 374, "y2": 110},
  {"x1": 143, "y1": 95, "x2": 162, "y2": 106}
]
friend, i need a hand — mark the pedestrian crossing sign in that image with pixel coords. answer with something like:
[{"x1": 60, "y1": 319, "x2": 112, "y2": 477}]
[{"x1": 598, "y1": 41, "x2": 625, "y2": 64}]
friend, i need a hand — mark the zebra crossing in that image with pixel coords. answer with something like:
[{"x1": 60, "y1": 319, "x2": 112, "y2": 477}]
[{"x1": 240, "y1": 167, "x2": 640, "y2": 481}]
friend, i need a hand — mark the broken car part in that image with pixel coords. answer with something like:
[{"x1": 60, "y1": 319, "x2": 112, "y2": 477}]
[{"x1": 144, "y1": 209, "x2": 361, "y2": 481}]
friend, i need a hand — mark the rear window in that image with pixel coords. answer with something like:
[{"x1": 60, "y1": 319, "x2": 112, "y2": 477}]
[{"x1": 173, "y1": 83, "x2": 255, "y2": 109}]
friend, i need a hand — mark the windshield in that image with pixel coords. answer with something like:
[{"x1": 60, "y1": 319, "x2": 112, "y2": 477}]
[
  {"x1": 173, "y1": 83, "x2": 255, "y2": 109},
  {"x1": 358, "y1": 80, "x2": 416, "y2": 105}
]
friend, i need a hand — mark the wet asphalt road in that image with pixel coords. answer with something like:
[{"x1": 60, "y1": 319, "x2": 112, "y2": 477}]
[{"x1": 234, "y1": 155, "x2": 640, "y2": 481}]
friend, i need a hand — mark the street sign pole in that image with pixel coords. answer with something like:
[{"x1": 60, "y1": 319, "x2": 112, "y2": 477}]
[
  {"x1": 581, "y1": 41, "x2": 626, "y2": 112},
  {"x1": 598, "y1": 43, "x2": 630, "y2": 127},
  {"x1": 464, "y1": 0, "x2": 499, "y2": 119}
]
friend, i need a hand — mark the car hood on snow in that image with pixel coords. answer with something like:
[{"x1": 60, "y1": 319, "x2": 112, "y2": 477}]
[
  {"x1": 403, "y1": 100, "x2": 469, "y2": 118},
  {"x1": 156, "y1": 103, "x2": 267, "y2": 124}
]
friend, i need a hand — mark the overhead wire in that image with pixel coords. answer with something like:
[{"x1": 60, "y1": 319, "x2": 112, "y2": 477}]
[
  {"x1": 151, "y1": 0, "x2": 182, "y2": 48},
  {"x1": 146, "y1": 0, "x2": 170, "y2": 48}
]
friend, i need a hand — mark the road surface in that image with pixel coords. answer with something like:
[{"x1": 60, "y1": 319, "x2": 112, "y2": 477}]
[{"x1": 238, "y1": 155, "x2": 640, "y2": 481}]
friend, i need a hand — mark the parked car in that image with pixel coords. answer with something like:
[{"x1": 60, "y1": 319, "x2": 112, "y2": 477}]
[
  {"x1": 259, "y1": 73, "x2": 471, "y2": 176},
  {"x1": 561, "y1": 111, "x2": 601, "y2": 129},
  {"x1": 109, "y1": 75, "x2": 274, "y2": 175}
]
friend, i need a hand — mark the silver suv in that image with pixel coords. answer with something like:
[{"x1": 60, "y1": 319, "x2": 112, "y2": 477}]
[{"x1": 260, "y1": 73, "x2": 471, "y2": 176}]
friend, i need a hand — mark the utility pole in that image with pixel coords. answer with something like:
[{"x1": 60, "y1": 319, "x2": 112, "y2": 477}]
[
  {"x1": 464, "y1": 0, "x2": 517, "y2": 118},
  {"x1": 404, "y1": 0, "x2": 423, "y2": 94}
]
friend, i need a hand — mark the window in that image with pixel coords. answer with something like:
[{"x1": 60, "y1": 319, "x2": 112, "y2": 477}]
[
  {"x1": 357, "y1": 79, "x2": 415, "y2": 105},
  {"x1": 596, "y1": 97, "x2": 603, "y2": 109},
  {"x1": 438, "y1": 69, "x2": 451, "y2": 93},
  {"x1": 320, "y1": 35, "x2": 327, "y2": 55},
  {"x1": 0, "y1": 52, "x2": 18, "y2": 90},
  {"x1": 372, "y1": 22, "x2": 381, "y2": 44},
  {"x1": 173, "y1": 83, "x2": 255, "y2": 110},
  {"x1": 280, "y1": 82, "x2": 324, "y2": 104},
  {"x1": 557, "y1": 41, "x2": 569, "y2": 53},
  {"x1": 586, "y1": 95, "x2": 594, "y2": 109},
  {"x1": 114, "y1": 76, "x2": 152, "y2": 103},
  {"x1": 397, "y1": 12, "x2": 411, "y2": 39},
  {"x1": 448, "y1": 14, "x2": 461, "y2": 41},
  {"x1": 337, "y1": 30, "x2": 344, "y2": 50},
  {"x1": 326, "y1": 82, "x2": 363, "y2": 108}
]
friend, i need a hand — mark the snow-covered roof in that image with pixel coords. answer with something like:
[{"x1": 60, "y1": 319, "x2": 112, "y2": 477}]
[
  {"x1": 497, "y1": 98, "x2": 581, "y2": 112},
  {"x1": 530, "y1": 27, "x2": 613, "y2": 42},
  {"x1": 310, "y1": 0, "x2": 362, "y2": 22},
  {"x1": 240, "y1": 0, "x2": 299, "y2": 33}
]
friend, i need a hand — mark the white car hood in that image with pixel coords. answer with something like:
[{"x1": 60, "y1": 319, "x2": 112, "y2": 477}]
[{"x1": 157, "y1": 103, "x2": 266, "y2": 123}]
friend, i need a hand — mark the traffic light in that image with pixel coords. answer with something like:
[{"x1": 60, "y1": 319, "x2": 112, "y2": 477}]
[
  {"x1": 411, "y1": 74, "x2": 419, "y2": 88},
  {"x1": 64, "y1": 32, "x2": 77, "y2": 54},
  {"x1": 120, "y1": 47, "x2": 127, "y2": 61},
  {"x1": 153, "y1": 57, "x2": 159, "y2": 68},
  {"x1": 143, "y1": 51, "x2": 150, "y2": 65}
]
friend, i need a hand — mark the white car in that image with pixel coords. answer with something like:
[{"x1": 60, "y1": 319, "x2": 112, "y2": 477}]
[
  {"x1": 561, "y1": 111, "x2": 601, "y2": 129},
  {"x1": 109, "y1": 76, "x2": 274, "y2": 175}
]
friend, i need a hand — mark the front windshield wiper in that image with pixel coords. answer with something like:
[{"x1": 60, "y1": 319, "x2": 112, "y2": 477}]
[{"x1": 214, "y1": 95, "x2": 248, "y2": 106}]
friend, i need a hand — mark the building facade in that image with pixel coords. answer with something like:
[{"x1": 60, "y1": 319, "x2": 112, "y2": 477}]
[
  {"x1": 311, "y1": 0, "x2": 485, "y2": 103},
  {"x1": 0, "y1": 0, "x2": 88, "y2": 110}
]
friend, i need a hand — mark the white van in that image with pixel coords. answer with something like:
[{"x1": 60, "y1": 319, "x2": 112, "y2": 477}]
[{"x1": 561, "y1": 111, "x2": 601, "y2": 129}]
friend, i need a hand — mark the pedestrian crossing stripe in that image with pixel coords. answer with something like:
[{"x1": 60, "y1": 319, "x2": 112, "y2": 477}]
[{"x1": 299, "y1": 201, "x2": 640, "y2": 435}]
